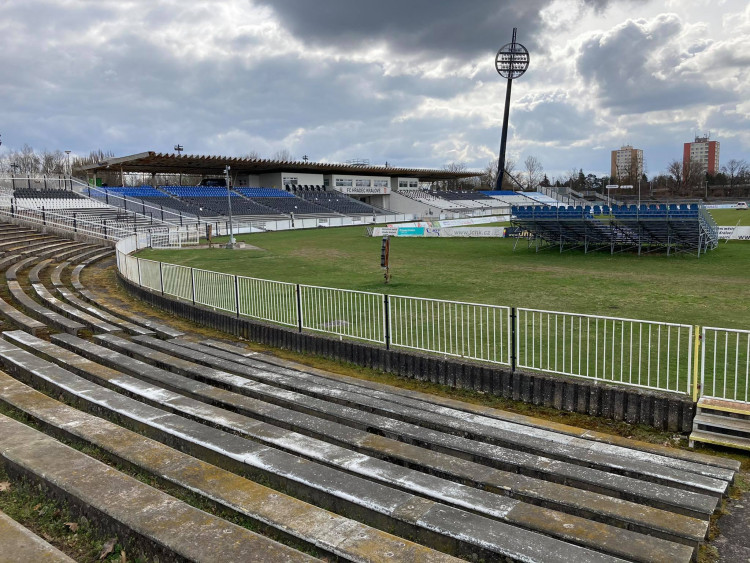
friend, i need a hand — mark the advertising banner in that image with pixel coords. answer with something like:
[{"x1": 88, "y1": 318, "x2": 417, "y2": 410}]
[
  {"x1": 386, "y1": 216, "x2": 508, "y2": 229},
  {"x1": 717, "y1": 226, "x2": 750, "y2": 240},
  {"x1": 396, "y1": 227, "x2": 425, "y2": 236},
  {"x1": 371, "y1": 227, "x2": 505, "y2": 237},
  {"x1": 336, "y1": 186, "x2": 391, "y2": 195}
]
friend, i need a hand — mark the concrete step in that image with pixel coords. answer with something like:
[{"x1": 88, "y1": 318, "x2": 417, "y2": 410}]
[
  {"x1": 125, "y1": 334, "x2": 729, "y2": 501},
  {"x1": 697, "y1": 396, "x2": 750, "y2": 416},
  {"x1": 5, "y1": 256, "x2": 39, "y2": 282},
  {"x1": 70, "y1": 263, "x2": 184, "y2": 339},
  {"x1": 7, "y1": 281, "x2": 85, "y2": 335},
  {"x1": 693, "y1": 412, "x2": 750, "y2": 435},
  {"x1": 3, "y1": 330, "x2": 706, "y2": 558},
  {"x1": 63, "y1": 247, "x2": 112, "y2": 265},
  {"x1": 45, "y1": 332, "x2": 721, "y2": 521},
  {"x1": 55, "y1": 283, "x2": 155, "y2": 336},
  {"x1": 0, "y1": 234, "x2": 54, "y2": 250},
  {"x1": 0, "y1": 371, "x2": 461, "y2": 563},
  {"x1": 198, "y1": 338, "x2": 742, "y2": 475},
  {"x1": 31, "y1": 281, "x2": 122, "y2": 334},
  {"x1": 689, "y1": 429, "x2": 750, "y2": 451},
  {"x1": 20, "y1": 331, "x2": 712, "y2": 548},
  {"x1": 0, "y1": 335, "x2": 646, "y2": 562},
  {"x1": 0, "y1": 295, "x2": 47, "y2": 337},
  {"x1": 0, "y1": 509, "x2": 75, "y2": 563},
  {"x1": 0, "y1": 413, "x2": 316, "y2": 563}
]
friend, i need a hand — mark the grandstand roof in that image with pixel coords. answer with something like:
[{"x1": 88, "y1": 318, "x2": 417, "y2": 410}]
[{"x1": 78, "y1": 151, "x2": 480, "y2": 181}]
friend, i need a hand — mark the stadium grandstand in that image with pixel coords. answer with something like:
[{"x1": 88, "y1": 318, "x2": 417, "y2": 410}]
[
  {"x1": 74, "y1": 151, "x2": 574, "y2": 220},
  {"x1": 511, "y1": 203, "x2": 719, "y2": 256}
]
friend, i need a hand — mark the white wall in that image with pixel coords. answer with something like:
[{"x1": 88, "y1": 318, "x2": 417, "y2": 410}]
[
  {"x1": 281, "y1": 172, "x2": 325, "y2": 186},
  {"x1": 258, "y1": 172, "x2": 325, "y2": 188},
  {"x1": 391, "y1": 177, "x2": 419, "y2": 191},
  {"x1": 235, "y1": 174, "x2": 260, "y2": 186}
]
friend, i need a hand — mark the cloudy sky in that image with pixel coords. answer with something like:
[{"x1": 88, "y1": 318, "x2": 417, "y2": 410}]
[{"x1": 1, "y1": 0, "x2": 748, "y2": 180}]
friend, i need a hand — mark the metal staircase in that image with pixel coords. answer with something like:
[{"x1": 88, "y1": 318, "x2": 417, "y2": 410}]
[{"x1": 689, "y1": 397, "x2": 750, "y2": 451}]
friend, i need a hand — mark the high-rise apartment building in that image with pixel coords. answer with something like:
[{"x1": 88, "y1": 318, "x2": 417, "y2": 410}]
[
  {"x1": 683, "y1": 135, "x2": 720, "y2": 176},
  {"x1": 610, "y1": 145, "x2": 643, "y2": 184}
]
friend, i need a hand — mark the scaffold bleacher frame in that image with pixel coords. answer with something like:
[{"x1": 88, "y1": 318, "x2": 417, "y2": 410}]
[{"x1": 511, "y1": 203, "x2": 719, "y2": 256}]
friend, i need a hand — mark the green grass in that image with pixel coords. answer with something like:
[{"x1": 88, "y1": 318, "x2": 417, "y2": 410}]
[
  {"x1": 137, "y1": 225, "x2": 750, "y2": 331},
  {"x1": 708, "y1": 208, "x2": 749, "y2": 226}
]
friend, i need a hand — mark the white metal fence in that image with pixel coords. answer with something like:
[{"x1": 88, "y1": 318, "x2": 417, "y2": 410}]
[
  {"x1": 193, "y1": 268, "x2": 237, "y2": 314},
  {"x1": 239, "y1": 276, "x2": 298, "y2": 327},
  {"x1": 390, "y1": 295, "x2": 511, "y2": 364},
  {"x1": 162, "y1": 263, "x2": 193, "y2": 302},
  {"x1": 300, "y1": 285, "x2": 385, "y2": 343},
  {"x1": 150, "y1": 230, "x2": 199, "y2": 248},
  {"x1": 113, "y1": 234, "x2": 750, "y2": 402},
  {"x1": 701, "y1": 327, "x2": 750, "y2": 404},
  {"x1": 516, "y1": 308, "x2": 694, "y2": 394}
]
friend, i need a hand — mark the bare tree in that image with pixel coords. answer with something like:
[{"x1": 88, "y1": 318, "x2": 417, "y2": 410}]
[
  {"x1": 523, "y1": 155, "x2": 544, "y2": 191},
  {"x1": 497, "y1": 158, "x2": 524, "y2": 190},
  {"x1": 40, "y1": 150, "x2": 66, "y2": 175},
  {"x1": 272, "y1": 149, "x2": 294, "y2": 161},
  {"x1": 245, "y1": 150, "x2": 261, "y2": 160},
  {"x1": 666, "y1": 160, "x2": 683, "y2": 194},
  {"x1": 16, "y1": 144, "x2": 41, "y2": 174},
  {"x1": 480, "y1": 159, "x2": 498, "y2": 189},
  {"x1": 684, "y1": 160, "x2": 705, "y2": 195},
  {"x1": 722, "y1": 159, "x2": 748, "y2": 189},
  {"x1": 443, "y1": 162, "x2": 467, "y2": 190}
]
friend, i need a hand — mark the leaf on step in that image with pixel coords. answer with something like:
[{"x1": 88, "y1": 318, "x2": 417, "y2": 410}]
[
  {"x1": 65, "y1": 522, "x2": 79, "y2": 532},
  {"x1": 0, "y1": 481, "x2": 10, "y2": 492},
  {"x1": 33, "y1": 503, "x2": 42, "y2": 511},
  {"x1": 99, "y1": 537, "x2": 117, "y2": 560},
  {"x1": 120, "y1": 550, "x2": 127, "y2": 563}
]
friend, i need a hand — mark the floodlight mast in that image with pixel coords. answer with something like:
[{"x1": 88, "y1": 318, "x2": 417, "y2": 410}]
[
  {"x1": 494, "y1": 28, "x2": 529, "y2": 190},
  {"x1": 225, "y1": 165, "x2": 235, "y2": 248}
]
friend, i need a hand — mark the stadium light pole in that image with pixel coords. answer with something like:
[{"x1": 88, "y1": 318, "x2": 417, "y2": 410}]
[
  {"x1": 225, "y1": 165, "x2": 235, "y2": 248},
  {"x1": 65, "y1": 150, "x2": 71, "y2": 190},
  {"x1": 494, "y1": 28, "x2": 529, "y2": 190},
  {"x1": 174, "y1": 144, "x2": 184, "y2": 185}
]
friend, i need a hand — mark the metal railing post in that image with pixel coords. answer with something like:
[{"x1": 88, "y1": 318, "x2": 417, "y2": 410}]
[
  {"x1": 296, "y1": 284, "x2": 303, "y2": 333},
  {"x1": 137, "y1": 258, "x2": 142, "y2": 287},
  {"x1": 234, "y1": 275, "x2": 240, "y2": 318},
  {"x1": 511, "y1": 307, "x2": 517, "y2": 372},
  {"x1": 384, "y1": 294, "x2": 390, "y2": 350},
  {"x1": 159, "y1": 262, "x2": 164, "y2": 296},
  {"x1": 693, "y1": 326, "x2": 701, "y2": 401},
  {"x1": 191, "y1": 268, "x2": 196, "y2": 305}
]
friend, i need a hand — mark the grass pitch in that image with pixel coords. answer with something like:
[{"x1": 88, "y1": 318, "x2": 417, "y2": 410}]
[{"x1": 138, "y1": 212, "x2": 750, "y2": 331}]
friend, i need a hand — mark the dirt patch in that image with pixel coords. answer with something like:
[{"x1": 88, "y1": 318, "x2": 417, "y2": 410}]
[{"x1": 191, "y1": 244, "x2": 266, "y2": 251}]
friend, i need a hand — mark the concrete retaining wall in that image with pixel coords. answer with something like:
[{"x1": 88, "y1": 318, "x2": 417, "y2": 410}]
[{"x1": 120, "y1": 275, "x2": 695, "y2": 433}]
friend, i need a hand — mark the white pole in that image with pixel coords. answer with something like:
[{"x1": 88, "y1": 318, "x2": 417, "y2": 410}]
[{"x1": 225, "y1": 165, "x2": 235, "y2": 247}]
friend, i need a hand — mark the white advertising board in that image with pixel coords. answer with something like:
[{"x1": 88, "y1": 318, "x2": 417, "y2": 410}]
[
  {"x1": 371, "y1": 227, "x2": 505, "y2": 238},
  {"x1": 718, "y1": 226, "x2": 750, "y2": 240},
  {"x1": 335, "y1": 186, "x2": 391, "y2": 195}
]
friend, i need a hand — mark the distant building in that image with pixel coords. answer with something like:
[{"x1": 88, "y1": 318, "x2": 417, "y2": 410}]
[
  {"x1": 610, "y1": 145, "x2": 643, "y2": 184},
  {"x1": 683, "y1": 134, "x2": 720, "y2": 176}
]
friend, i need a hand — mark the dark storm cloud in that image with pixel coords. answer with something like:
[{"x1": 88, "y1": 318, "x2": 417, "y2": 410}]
[
  {"x1": 576, "y1": 14, "x2": 736, "y2": 113},
  {"x1": 258, "y1": 0, "x2": 619, "y2": 58}
]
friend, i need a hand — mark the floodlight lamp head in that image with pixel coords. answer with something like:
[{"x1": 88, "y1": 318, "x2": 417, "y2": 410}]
[{"x1": 495, "y1": 29, "x2": 529, "y2": 80}]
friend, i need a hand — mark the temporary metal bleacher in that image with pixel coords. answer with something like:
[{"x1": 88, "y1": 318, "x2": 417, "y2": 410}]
[{"x1": 511, "y1": 203, "x2": 719, "y2": 256}]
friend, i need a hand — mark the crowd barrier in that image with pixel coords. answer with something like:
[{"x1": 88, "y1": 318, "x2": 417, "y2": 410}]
[{"x1": 115, "y1": 233, "x2": 750, "y2": 403}]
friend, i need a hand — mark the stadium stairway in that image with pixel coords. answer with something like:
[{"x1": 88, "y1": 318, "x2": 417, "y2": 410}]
[
  {"x1": 690, "y1": 397, "x2": 750, "y2": 451},
  {"x1": 0, "y1": 219, "x2": 743, "y2": 562}
]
